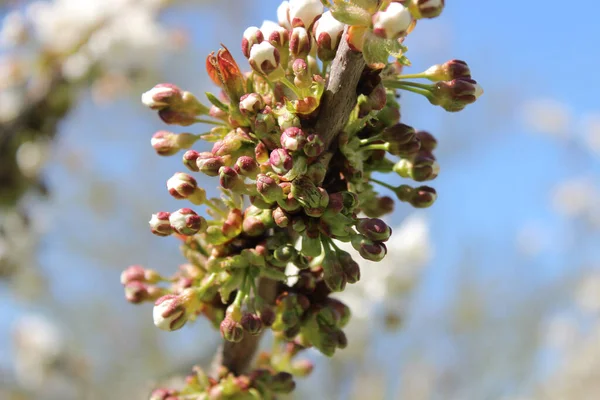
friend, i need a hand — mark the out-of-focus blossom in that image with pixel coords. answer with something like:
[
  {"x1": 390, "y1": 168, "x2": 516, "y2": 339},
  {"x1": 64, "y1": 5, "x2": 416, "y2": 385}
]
[
  {"x1": 581, "y1": 112, "x2": 600, "y2": 156},
  {"x1": 521, "y1": 98, "x2": 572, "y2": 138},
  {"x1": 551, "y1": 177, "x2": 598, "y2": 218},
  {"x1": 575, "y1": 271, "x2": 600, "y2": 313}
]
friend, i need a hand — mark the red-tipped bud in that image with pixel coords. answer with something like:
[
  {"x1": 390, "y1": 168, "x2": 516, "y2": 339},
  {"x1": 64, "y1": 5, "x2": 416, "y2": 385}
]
[
  {"x1": 277, "y1": 1, "x2": 292, "y2": 29},
  {"x1": 290, "y1": 27, "x2": 312, "y2": 59},
  {"x1": 313, "y1": 10, "x2": 344, "y2": 61},
  {"x1": 356, "y1": 218, "x2": 392, "y2": 242},
  {"x1": 272, "y1": 207, "x2": 290, "y2": 227},
  {"x1": 352, "y1": 235, "x2": 387, "y2": 262},
  {"x1": 166, "y1": 172, "x2": 197, "y2": 199},
  {"x1": 169, "y1": 208, "x2": 207, "y2": 236},
  {"x1": 261, "y1": 20, "x2": 290, "y2": 48},
  {"x1": 219, "y1": 166, "x2": 243, "y2": 191},
  {"x1": 235, "y1": 156, "x2": 259, "y2": 179},
  {"x1": 220, "y1": 316, "x2": 244, "y2": 342},
  {"x1": 372, "y1": 3, "x2": 413, "y2": 39},
  {"x1": 423, "y1": 59, "x2": 471, "y2": 81},
  {"x1": 239, "y1": 93, "x2": 265, "y2": 117},
  {"x1": 196, "y1": 153, "x2": 225, "y2": 176},
  {"x1": 241, "y1": 313, "x2": 263, "y2": 336},
  {"x1": 149, "y1": 212, "x2": 173, "y2": 237},
  {"x1": 141, "y1": 83, "x2": 182, "y2": 110},
  {"x1": 429, "y1": 78, "x2": 483, "y2": 112},
  {"x1": 151, "y1": 131, "x2": 197, "y2": 156},
  {"x1": 289, "y1": 0, "x2": 323, "y2": 28},
  {"x1": 182, "y1": 150, "x2": 200, "y2": 172},
  {"x1": 303, "y1": 133, "x2": 325, "y2": 157},
  {"x1": 249, "y1": 42, "x2": 283, "y2": 78},
  {"x1": 124, "y1": 281, "x2": 149, "y2": 304},
  {"x1": 270, "y1": 148, "x2": 294, "y2": 175},
  {"x1": 149, "y1": 388, "x2": 179, "y2": 400},
  {"x1": 242, "y1": 26, "x2": 264, "y2": 58},
  {"x1": 280, "y1": 127, "x2": 307, "y2": 151},
  {"x1": 153, "y1": 294, "x2": 188, "y2": 331},
  {"x1": 256, "y1": 174, "x2": 284, "y2": 202}
]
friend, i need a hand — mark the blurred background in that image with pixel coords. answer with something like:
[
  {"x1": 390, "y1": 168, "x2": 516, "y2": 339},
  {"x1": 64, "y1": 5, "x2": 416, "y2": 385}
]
[{"x1": 1, "y1": 0, "x2": 599, "y2": 399}]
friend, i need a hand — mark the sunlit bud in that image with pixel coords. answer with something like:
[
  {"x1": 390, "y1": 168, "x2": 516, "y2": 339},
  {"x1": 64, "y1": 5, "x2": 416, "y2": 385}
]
[
  {"x1": 290, "y1": 27, "x2": 312, "y2": 59},
  {"x1": 394, "y1": 153, "x2": 439, "y2": 181},
  {"x1": 372, "y1": 3, "x2": 413, "y2": 40},
  {"x1": 303, "y1": 133, "x2": 325, "y2": 157},
  {"x1": 221, "y1": 209, "x2": 243, "y2": 238},
  {"x1": 149, "y1": 388, "x2": 179, "y2": 400},
  {"x1": 313, "y1": 10, "x2": 344, "y2": 61},
  {"x1": 277, "y1": 109, "x2": 301, "y2": 131},
  {"x1": 239, "y1": 93, "x2": 265, "y2": 117},
  {"x1": 423, "y1": 59, "x2": 471, "y2": 81},
  {"x1": 352, "y1": 235, "x2": 387, "y2": 262},
  {"x1": 142, "y1": 83, "x2": 182, "y2": 110},
  {"x1": 153, "y1": 294, "x2": 188, "y2": 331},
  {"x1": 261, "y1": 20, "x2": 290, "y2": 49},
  {"x1": 255, "y1": 141, "x2": 270, "y2": 164},
  {"x1": 292, "y1": 58, "x2": 312, "y2": 89},
  {"x1": 277, "y1": 1, "x2": 292, "y2": 29},
  {"x1": 169, "y1": 208, "x2": 207, "y2": 236},
  {"x1": 347, "y1": 25, "x2": 368, "y2": 52},
  {"x1": 243, "y1": 206, "x2": 273, "y2": 236},
  {"x1": 382, "y1": 122, "x2": 415, "y2": 143},
  {"x1": 356, "y1": 218, "x2": 392, "y2": 242},
  {"x1": 405, "y1": 0, "x2": 445, "y2": 19},
  {"x1": 415, "y1": 130, "x2": 437, "y2": 151},
  {"x1": 249, "y1": 42, "x2": 283, "y2": 79},
  {"x1": 120, "y1": 265, "x2": 146, "y2": 284},
  {"x1": 196, "y1": 153, "x2": 225, "y2": 176},
  {"x1": 220, "y1": 315, "x2": 244, "y2": 342},
  {"x1": 182, "y1": 150, "x2": 200, "y2": 172},
  {"x1": 149, "y1": 212, "x2": 173, "y2": 237},
  {"x1": 270, "y1": 148, "x2": 294, "y2": 174},
  {"x1": 235, "y1": 156, "x2": 259, "y2": 179},
  {"x1": 429, "y1": 78, "x2": 483, "y2": 112},
  {"x1": 257, "y1": 174, "x2": 284, "y2": 202},
  {"x1": 219, "y1": 166, "x2": 244, "y2": 191},
  {"x1": 273, "y1": 207, "x2": 290, "y2": 227},
  {"x1": 241, "y1": 313, "x2": 263, "y2": 336},
  {"x1": 124, "y1": 281, "x2": 149, "y2": 304},
  {"x1": 280, "y1": 127, "x2": 307, "y2": 151},
  {"x1": 242, "y1": 26, "x2": 264, "y2": 58},
  {"x1": 410, "y1": 185, "x2": 437, "y2": 208},
  {"x1": 151, "y1": 131, "x2": 197, "y2": 156},
  {"x1": 289, "y1": 0, "x2": 323, "y2": 28},
  {"x1": 167, "y1": 172, "x2": 197, "y2": 199},
  {"x1": 209, "y1": 105, "x2": 228, "y2": 120}
]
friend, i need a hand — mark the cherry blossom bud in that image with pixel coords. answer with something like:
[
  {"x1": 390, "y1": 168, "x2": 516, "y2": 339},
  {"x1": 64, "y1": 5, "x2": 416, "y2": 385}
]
[
  {"x1": 292, "y1": 58, "x2": 312, "y2": 89},
  {"x1": 235, "y1": 156, "x2": 259, "y2": 179},
  {"x1": 415, "y1": 130, "x2": 437, "y2": 151},
  {"x1": 120, "y1": 265, "x2": 146, "y2": 284},
  {"x1": 149, "y1": 212, "x2": 173, "y2": 237},
  {"x1": 313, "y1": 10, "x2": 344, "y2": 61},
  {"x1": 429, "y1": 78, "x2": 483, "y2": 112},
  {"x1": 261, "y1": 20, "x2": 290, "y2": 49},
  {"x1": 277, "y1": 1, "x2": 291, "y2": 29},
  {"x1": 167, "y1": 172, "x2": 197, "y2": 199},
  {"x1": 151, "y1": 131, "x2": 197, "y2": 156},
  {"x1": 256, "y1": 174, "x2": 284, "y2": 202},
  {"x1": 142, "y1": 83, "x2": 182, "y2": 110},
  {"x1": 242, "y1": 26, "x2": 264, "y2": 58},
  {"x1": 290, "y1": 27, "x2": 311, "y2": 59},
  {"x1": 153, "y1": 294, "x2": 188, "y2": 331},
  {"x1": 352, "y1": 235, "x2": 387, "y2": 262},
  {"x1": 356, "y1": 218, "x2": 392, "y2": 242},
  {"x1": 423, "y1": 59, "x2": 471, "y2": 81},
  {"x1": 406, "y1": 0, "x2": 445, "y2": 19},
  {"x1": 169, "y1": 208, "x2": 207, "y2": 236},
  {"x1": 393, "y1": 153, "x2": 439, "y2": 181},
  {"x1": 219, "y1": 166, "x2": 244, "y2": 191},
  {"x1": 342, "y1": 258, "x2": 361, "y2": 284},
  {"x1": 277, "y1": 109, "x2": 301, "y2": 130},
  {"x1": 150, "y1": 388, "x2": 179, "y2": 400},
  {"x1": 182, "y1": 150, "x2": 200, "y2": 172},
  {"x1": 196, "y1": 153, "x2": 225, "y2": 176},
  {"x1": 249, "y1": 42, "x2": 283, "y2": 79},
  {"x1": 270, "y1": 148, "x2": 294, "y2": 174},
  {"x1": 125, "y1": 281, "x2": 150, "y2": 304},
  {"x1": 243, "y1": 206, "x2": 273, "y2": 237},
  {"x1": 220, "y1": 315, "x2": 244, "y2": 342},
  {"x1": 289, "y1": 0, "x2": 323, "y2": 28},
  {"x1": 410, "y1": 185, "x2": 437, "y2": 208},
  {"x1": 241, "y1": 313, "x2": 263, "y2": 335},
  {"x1": 255, "y1": 141, "x2": 270, "y2": 164},
  {"x1": 372, "y1": 3, "x2": 413, "y2": 39},
  {"x1": 303, "y1": 133, "x2": 325, "y2": 157},
  {"x1": 259, "y1": 306, "x2": 276, "y2": 327},
  {"x1": 239, "y1": 93, "x2": 265, "y2": 117},
  {"x1": 280, "y1": 127, "x2": 307, "y2": 151}
]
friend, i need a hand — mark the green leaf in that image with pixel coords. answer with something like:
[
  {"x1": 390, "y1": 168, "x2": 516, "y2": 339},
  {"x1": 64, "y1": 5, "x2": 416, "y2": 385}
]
[
  {"x1": 330, "y1": 3, "x2": 372, "y2": 26},
  {"x1": 362, "y1": 32, "x2": 390, "y2": 67},
  {"x1": 205, "y1": 91, "x2": 229, "y2": 112}
]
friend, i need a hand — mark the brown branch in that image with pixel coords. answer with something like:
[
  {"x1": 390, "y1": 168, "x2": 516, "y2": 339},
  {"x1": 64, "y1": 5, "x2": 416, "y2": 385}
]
[{"x1": 210, "y1": 26, "x2": 367, "y2": 377}]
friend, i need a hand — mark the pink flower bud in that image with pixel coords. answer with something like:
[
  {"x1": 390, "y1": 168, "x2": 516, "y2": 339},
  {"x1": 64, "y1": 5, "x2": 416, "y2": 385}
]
[
  {"x1": 241, "y1": 313, "x2": 263, "y2": 336},
  {"x1": 270, "y1": 148, "x2": 293, "y2": 174},
  {"x1": 150, "y1": 388, "x2": 179, "y2": 400},
  {"x1": 219, "y1": 166, "x2": 244, "y2": 191},
  {"x1": 239, "y1": 93, "x2": 265, "y2": 116},
  {"x1": 141, "y1": 83, "x2": 182, "y2": 110},
  {"x1": 313, "y1": 10, "x2": 344, "y2": 61},
  {"x1": 372, "y1": 3, "x2": 413, "y2": 39},
  {"x1": 125, "y1": 281, "x2": 149, "y2": 304},
  {"x1": 289, "y1": 0, "x2": 323, "y2": 28},
  {"x1": 235, "y1": 156, "x2": 259, "y2": 179},
  {"x1": 120, "y1": 265, "x2": 146, "y2": 285},
  {"x1": 289, "y1": 27, "x2": 311, "y2": 59},
  {"x1": 153, "y1": 294, "x2": 188, "y2": 331},
  {"x1": 151, "y1": 131, "x2": 196, "y2": 156},
  {"x1": 167, "y1": 172, "x2": 198, "y2": 199},
  {"x1": 182, "y1": 150, "x2": 200, "y2": 172},
  {"x1": 249, "y1": 42, "x2": 282, "y2": 78},
  {"x1": 242, "y1": 26, "x2": 264, "y2": 58},
  {"x1": 220, "y1": 316, "x2": 244, "y2": 342},
  {"x1": 196, "y1": 153, "x2": 225, "y2": 177},
  {"x1": 280, "y1": 127, "x2": 307, "y2": 151},
  {"x1": 256, "y1": 174, "x2": 284, "y2": 202},
  {"x1": 169, "y1": 208, "x2": 207, "y2": 236},
  {"x1": 149, "y1": 212, "x2": 173, "y2": 237}
]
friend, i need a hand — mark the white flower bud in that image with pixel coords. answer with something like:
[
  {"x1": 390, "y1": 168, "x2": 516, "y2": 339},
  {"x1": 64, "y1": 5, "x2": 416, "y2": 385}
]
[
  {"x1": 260, "y1": 20, "x2": 289, "y2": 48},
  {"x1": 141, "y1": 84, "x2": 182, "y2": 110},
  {"x1": 372, "y1": 3, "x2": 413, "y2": 40},
  {"x1": 289, "y1": 0, "x2": 324, "y2": 28},
  {"x1": 169, "y1": 208, "x2": 206, "y2": 235},
  {"x1": 167, "y1": 172, "x2": 197, "y2": 199},
  {"x1": 153, "y1": 295, "x2": 187, "y2": 331},
  {"x1": 242, "y1": 26, "x2": 263, "y2": 58},
  {"x1": 149, "y1": 212, "x2": 173, "y2": 237},
  {"x1": 249, "y1": 41, "x2": 282, "y2": 78},
  {"x1": 314, "y1": 11, "x2": 344, "y2": 51},
  {"x1": 277, "y1": 1, "x2": 291, "y2": 29}
]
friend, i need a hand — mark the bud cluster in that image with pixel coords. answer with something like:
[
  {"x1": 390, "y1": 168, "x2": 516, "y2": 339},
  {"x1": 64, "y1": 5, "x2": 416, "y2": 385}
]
[{"x1": 130, "y1": 0, "x2": 482, "y2": 397}]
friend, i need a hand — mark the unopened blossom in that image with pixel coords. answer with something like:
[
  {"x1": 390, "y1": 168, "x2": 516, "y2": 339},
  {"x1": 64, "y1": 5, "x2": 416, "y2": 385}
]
[
  {"x1": 277, "y1": 1, "x2": 291, "y2": 29},
  {"x1": 242, "y1": 26, "x2": 263, "y2": 58},
  {"x1": 288, "y1": 0, "x2": 323, "y2": 28},
  {"x1": 372, "y1": 3, "x2": 413, "y2": 40},
  {"x1": 313, "y1": 10, "x2": 345, "y2": 61},
  {"x1": 153, "y1": 294, "x2": 188, "y2": 331},
  {"x1": 249, "y1": 41, "x2": 283, "y2": 79}
]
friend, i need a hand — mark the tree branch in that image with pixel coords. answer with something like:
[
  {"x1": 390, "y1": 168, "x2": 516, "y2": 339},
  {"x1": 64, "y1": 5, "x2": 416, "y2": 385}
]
[{"x1": 210, "y1": 26, "x2": 366, "y2": 377}]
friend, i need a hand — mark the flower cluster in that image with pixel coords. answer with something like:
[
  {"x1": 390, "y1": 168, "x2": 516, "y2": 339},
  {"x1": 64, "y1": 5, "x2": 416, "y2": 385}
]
[{"x1": 125, "y1": 0, "x2": 482, "y2": 397}]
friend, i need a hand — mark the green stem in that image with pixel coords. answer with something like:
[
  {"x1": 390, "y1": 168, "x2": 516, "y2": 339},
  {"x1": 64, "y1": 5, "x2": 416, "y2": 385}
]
[
  {"x1": 397, "y1": 72, "x2": 429, "y2": 80},
  {"x1": 233, "y1": 271, "x2": 248, "y2": 309},
  {"x1": 370, "y1": 177, "x2": 396, "y2": 191},
  {"x1": 279, "y1": 76, "x2": 303, "y2": 98},
  {"x1": 193, "y1": 118, "x2": 227, "y2": 126},
  {"x1": 392, "y1": 80, "x2": 432, "y2": 90},
  {"x1": 359, "y1": 134, "x2": 383, "y2": 146},
  {"x1": 361, "y1": 143, "x2": 389, "y2": 152}
]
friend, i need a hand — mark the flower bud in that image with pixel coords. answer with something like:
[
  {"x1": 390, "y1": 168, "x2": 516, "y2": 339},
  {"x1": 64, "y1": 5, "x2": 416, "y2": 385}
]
[
  {"x1": 149, "y1": 388, "x2": 179, "y2": 400},
  {"x1": 151, "y1": 131, "x2": 197, "y2": 156},
  {"x1": 239, "y1": 93, "x2": 265, "y2": 117},
  {"x1": 410, "y1": 185, "x2": 437, "y2": 208},
  {"x1": 277, "y1": 109, "x2": 301, "y2": 130},
  {"x1": 167, "y1": 172, "x2": 197, "y2": 199},
  {"x1": 306, "y1": 162, "x2": 327, "y2": 185},
  {"x1": 259, "y1": 306, "x2": 276, "y2": 327},
  {"x1": 342, "y1": 258, "x2": 361, "y2": 284},
  {"x1": 406, "y1": 0, "x2": 445, "y2": 19},
  {"x1": 153, "y1": 294, "x2": 188, "y2": 331},
  {"x1": 423, "y1": 59, "x2": 470, "y2": 81},
  {"x1": 303, "y1": 133, "x2": 325, "y2": 157},
  {"x1": 322, "y1": 260, "x2": 347, "y2": 292},
  {"x1": 255, "y1": 141, "x2": 270, "y2": 164},
  {"x1": 277, "y1": 1, "x2": 292, "y2": 29},
  {"x1": 125, "y1": 281, "x2": 150, "y2": 304},
  {"x1": 270, "y1": 148, "x2": 294, "y2": 175},
  {"x1": 242, "y1": 26, "x2": 264, "y2": 58},
  {"x1": 352, "y1": 235, "x2": 387, "y2": 262},
  {"x1": 261, "y1": 20, "x2": 290, "y2": 49},
  {"x1": 196, "y1": 153, "x2": 225, "y2": 176},
  {"x1": 120, "y1": 265, "x2": 146, "y2": 285},
  {"x1": 356, "y1": 218, "x2": 392, "y2": 242},
  {"x1": 394, "y1": 153, "x2": 439, "y2": 182},
  {"x1": 235, "y1": 156, "x2": 259, "y2": 179},
  {"x1": 415, "y1": 130, "x2": 437, "y2": 151},
  {"x1": 429, "y1": 78, "x2": 483, "y2": 112},
  {"x1": 256, "y1": 174, "x2": 284, "y2": 202},
  {"x1": 280, "y1": 127, "x2": 307, "y2": 151},
  {"x1": 289, "y1": 0, "x2": 323, "y2": 28},
  {"x1": 249, "y1": 42, "x2": 283, "y2": 79},
  {"x1": 272, "y1": 207, "x2": 290, "y2": 227},
  {"x1": 290, "y1": 27, "x2": 312, "y2": 59},
  {"x1": 220, "y1": 316, "x2": 244, "y2": 342},
  {"x1": 271, "y1": 371, "x2": 296, "y2": 393},
  {"x1": 169, "y1": 208, "x2": 207, "y2": 236},
  {"x1": 142, "y1": 83, "x2": 182, "y2": 110},
  {"x1": 274, "y1": 245, "x2": 297, "y2": 263},
  {"x1": 241, "y1": 313, "x2": 263, "y2": 336},
  {"x1": 243, "y1": 206, "x2": 272, "y2": 236},
  {"x1": 182, "y1": 150, "x2": 200, "y2": 172},
  {"x1": 313, "y1": 10, "x2": 344, "y2": 61},
  {"x1": 148, "y1": 211, "x2": 174, "y2": 237},
  {"x1": 292, "y1": 58, "x2": 312, "y2": 89},
  {"x1": 291, "y1": 359, "x2": 314, "y2": 377},
  {"x1": 382, "y1": 122, "x2": 416, "y2": 144},
  {"x1": 219, "y1": 166, "x2": 244, "y2": 191},
  {"x1": 372, "y1": 3, "x2": 413, "y2": 40}
]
